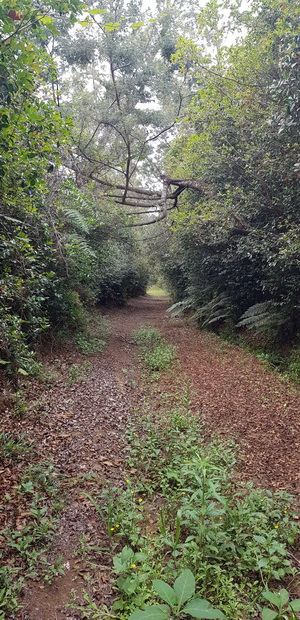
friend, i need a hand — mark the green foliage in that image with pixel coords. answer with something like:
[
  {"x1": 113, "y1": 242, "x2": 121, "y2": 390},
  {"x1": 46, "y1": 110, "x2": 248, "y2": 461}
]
[
  {"x1": 261, "y1": 589, "x2": 300, "y2": 620},
  {"x1": 128, "y1": 569, "x2": 226, "y2": 619},
  {"x1": 133, "y1": 327, "x2": 177, "y2": 373},
  {"x1": 78, "y1": 359, "x2": 299, "y2": 619},
  {"x1": 162, "y1": 0, "x2": 300, "y2": 346},
  {"x1": 0, "y1": 433, "x2": 32, "y2": 459},
  {"x1": 75, "y1": 334, "x2": 106, "y2": 355},
  {"x1": 0, "y1": 2, "x2": 149, "y2": 381},
  {"x1": 0, "y1": 459, "x2": 63, "y2": 616}
]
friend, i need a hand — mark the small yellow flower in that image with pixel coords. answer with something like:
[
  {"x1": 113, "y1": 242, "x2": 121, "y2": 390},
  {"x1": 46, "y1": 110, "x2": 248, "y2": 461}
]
[
  {"x1": 126, "y1": 479, "x2": 129, "y2": 482},
  {"x1": 130, "y1": 491, "x2": 134, "y2": 494},
  {"x1": 138, "y1": 498, "x2": 143, "y2": 503},
  {"x1": 274, "y1": 525, "x2": 279, "y2": 529},
  {"x1": 283, "y1": 510, "x2": 287, "y2": 514},
  {"x1": 116, "y1": 524, "x2": 120, "y2": 528},
  {"x1": 219, "y1": 517, "x2": 223, "y2": 520},
  {"x1": 110, "y1": 527, "x2": 115, "y2": 531},
  {"x1": 131, "y1": 564, "x2": 136, "y2": 568},
  {"x1": 182, "y1": 492, "x2": 186, "y2": 495}
]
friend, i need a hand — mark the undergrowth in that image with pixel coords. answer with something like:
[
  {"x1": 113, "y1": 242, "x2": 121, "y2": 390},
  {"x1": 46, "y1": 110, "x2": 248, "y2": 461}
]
[
  {"x1": 0, "y1": 460, "x2": 64, "y2": 618},
  {"x1": 133, "y1": 326, "x2": 176, "y2": 373},
  {"x1": 218, "y1": 323, "x2": 300, "y2": 386},
  {"x1": 71, "y1": 327, "x2": 300, "y2": 620}
]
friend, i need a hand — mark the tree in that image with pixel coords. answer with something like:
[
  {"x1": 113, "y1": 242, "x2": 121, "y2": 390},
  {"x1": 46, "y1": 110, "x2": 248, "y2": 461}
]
[
  {"x1": 0, "y1": 0, "x2": 148, "y2": 380},
  {"x1": 160, "y1": 0, "x2": 300, "y2": 341},
  {"x1": 55, "y1": 0, "x2": 212, "y2": 225}
]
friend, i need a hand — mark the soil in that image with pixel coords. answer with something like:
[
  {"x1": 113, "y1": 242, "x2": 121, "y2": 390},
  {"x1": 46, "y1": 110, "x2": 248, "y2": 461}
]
[{"x1": 1, "y1": 295, "x2": 300, "y2": 619}]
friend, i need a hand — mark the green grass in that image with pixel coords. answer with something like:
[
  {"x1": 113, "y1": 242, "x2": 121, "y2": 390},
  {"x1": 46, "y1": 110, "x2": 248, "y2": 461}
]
[{"x1": 147, "y1": 285, "x2": 169, "y2": 297}]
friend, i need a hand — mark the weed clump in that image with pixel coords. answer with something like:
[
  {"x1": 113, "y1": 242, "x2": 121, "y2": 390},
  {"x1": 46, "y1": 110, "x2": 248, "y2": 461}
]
[{"x1": 133, "y1": 326, "x2": 176, "y2": 373}]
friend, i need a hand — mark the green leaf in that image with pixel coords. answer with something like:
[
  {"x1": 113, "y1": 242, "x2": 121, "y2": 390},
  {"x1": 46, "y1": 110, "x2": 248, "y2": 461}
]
[
  {"x1": 40, "y1": 16, "x2": 54, "y2": 24},
  {"x1": 262, "y1": 608, "x2": 278, "y2": 620},
  {"x1": 1, "y1": 215, "x2": 22, "y2": 224},
  {"x1": 103, "y1": 22, "x2": 120, "y2": 31},
  {"x1": 258, "y1": 558, "x2": 268, "y2": 569},
  {"x1": 262, "y1": 591, "x2": 282, "y2": 608},
  {"x1": 0, "y1": 360, "x2": 9, "y2": 365},
  {"x1": 120, "y1": 546, "x2": 134, "y2": 564},
  {"x1": 152, "y1": 580, "x2": 177, "y2": 606},
  {"x1": 253, "y1": 535, "x2": 266, "y2": 544},
  {"x1": 173, "y1": 569, "x2": 195, "y2": 606},
  {"x1": 89, "y1": 8, "x2": 107, "y2": 14},
  {"x1": 128, "y1": 604, "x2": 169, "y2": 620},
  {"x1": 112, "y1": 557, "x2": 125, "y2": 573},
  {"x1": 18, "y1": 368, "x2": 29, "y2": 375},
  {"x1": 290, "y1": 599, "x2": 300, "y2": 612},
  {"x1": 278, "y1": 589, "x2": 289, "y2": 606},
  {"x1": 183, "y1": 599, "x2": 226, "y2": 619},
  {"x1": 131, "y1": 21, "x2": 144, "y2": 30}
]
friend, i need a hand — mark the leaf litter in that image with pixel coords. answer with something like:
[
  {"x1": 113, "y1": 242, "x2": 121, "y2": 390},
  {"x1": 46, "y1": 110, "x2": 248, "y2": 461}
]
[{"x1": 0, "y1": 294, "x2": 299, "y2": 618}]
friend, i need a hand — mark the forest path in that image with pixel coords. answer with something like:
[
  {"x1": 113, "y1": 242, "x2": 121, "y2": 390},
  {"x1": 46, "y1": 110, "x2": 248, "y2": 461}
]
[
  {"x1": 12, "y1": 295, "x2": 300, "y2": 619},
  {"x1": 109, "y1": 295, "x2": 300, "y2": 496}
]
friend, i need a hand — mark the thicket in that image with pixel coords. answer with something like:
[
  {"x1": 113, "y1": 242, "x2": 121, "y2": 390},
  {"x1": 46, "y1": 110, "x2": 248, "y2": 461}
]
[
  {"x1": 161, "y1": 0, "x2": 300, "y2": 355},
  {"x1": 0, "y1": 1, "x2": 148, "y2": 381}
]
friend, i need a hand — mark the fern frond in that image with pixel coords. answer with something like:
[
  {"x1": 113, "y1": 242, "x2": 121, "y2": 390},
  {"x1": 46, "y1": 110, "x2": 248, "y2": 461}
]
[
  {"x1": 62, "y1": 207, "x2": 89, "y2": 234},
  {"x1": 193, "y1": 293, "x2": 232, "y2": 327},
  {"x1": 66, "y1": 234, "x2": 97, "y2": 260},
  {"x1": 236, "y1": 301, "x2": 284, "y2": 330},
  {"x1": 167, "y1": 297, "x2": 194, "y2": 318}
]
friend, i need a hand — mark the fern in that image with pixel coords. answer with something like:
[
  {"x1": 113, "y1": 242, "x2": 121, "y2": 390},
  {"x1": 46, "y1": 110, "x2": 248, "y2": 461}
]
[
  {"x1": 61, "y1": 207, "x2": 89, "y2": 234},
  {"x1": 193, "y1": 292, "x2": 232, "y2": 327},
  {"x1": 168, "y1": 292, "x2": 232, "y2": 327},
  {"x1": 66, "y1": 234, "x2": 97, "y2": 260},
  {"x1": 167, "y1": 297, "x2": 194, "y2": 318},
  {"x1": 236, "y1": 301, "x2": 284, "y2": 331}
]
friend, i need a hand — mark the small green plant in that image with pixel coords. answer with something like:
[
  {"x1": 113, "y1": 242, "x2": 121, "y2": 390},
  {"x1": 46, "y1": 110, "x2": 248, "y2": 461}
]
[
  {"x1": 0, "y1": 432, "x2": 32, "y2": 459},
  {"x1": 0, "y1": 563, "x2": 23, "y2": 619},
  {"x1": 12, "y1": 390, "x2": 28, "y2": 416},
  {"x1": 143, "y1": 342, "x2": 176, "y2": 372},
  {"x1": 20, "y1": 461, "x2": 60, "y2": 497},
  {"x1": 133, "y1": 327, "x2": 162, "y2": 348},
  {"x1": 42, "y1": 555, "x2": 65, "y2": 584},
  {"x1": 67, "y1": 361, "x2": 92, "y2": 385},
  {"x1": 261, "y1": 588, "x2": 300, "y2": 619},
  {"x1": 283, "y1": 347, "x2": 300, "y2": 384},
  {"x1": 75, "y1": 333, "x2": 106, "y2": 355},
  {"x1": 128, "y1": 569, "x2": 226, "y2": 619},
  {"x1": 133, "y1": 326, "x2": 176, "y2": 373},
  {"x1": 85, "y1": 485, "x2": 144, "y2": 545}
]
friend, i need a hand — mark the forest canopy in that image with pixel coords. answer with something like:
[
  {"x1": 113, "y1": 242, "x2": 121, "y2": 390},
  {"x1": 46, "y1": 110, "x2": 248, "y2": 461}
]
[{"x1": 1, "y1": 0, "x2": 300, "y2": 380}]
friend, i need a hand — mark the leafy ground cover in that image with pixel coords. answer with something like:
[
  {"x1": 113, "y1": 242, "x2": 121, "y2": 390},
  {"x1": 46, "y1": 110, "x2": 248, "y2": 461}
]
[{"x1": 0, "y1": 295, "x2": 299, "y2": 619}]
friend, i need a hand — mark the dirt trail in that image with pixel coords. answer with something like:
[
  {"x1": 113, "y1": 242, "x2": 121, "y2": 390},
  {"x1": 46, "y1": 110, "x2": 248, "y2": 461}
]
[{"x1": 10, "y1": 295, "x2": 300, "y2": 618}]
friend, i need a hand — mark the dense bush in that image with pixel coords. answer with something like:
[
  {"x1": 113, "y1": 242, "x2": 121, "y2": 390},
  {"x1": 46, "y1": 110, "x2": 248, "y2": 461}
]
[
  {"x1": 162, "y1": 0, "x2": 300, "y2": 345},
  {"x1": 0, "y1": 3, "x2": 148, "y2": 380}
]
